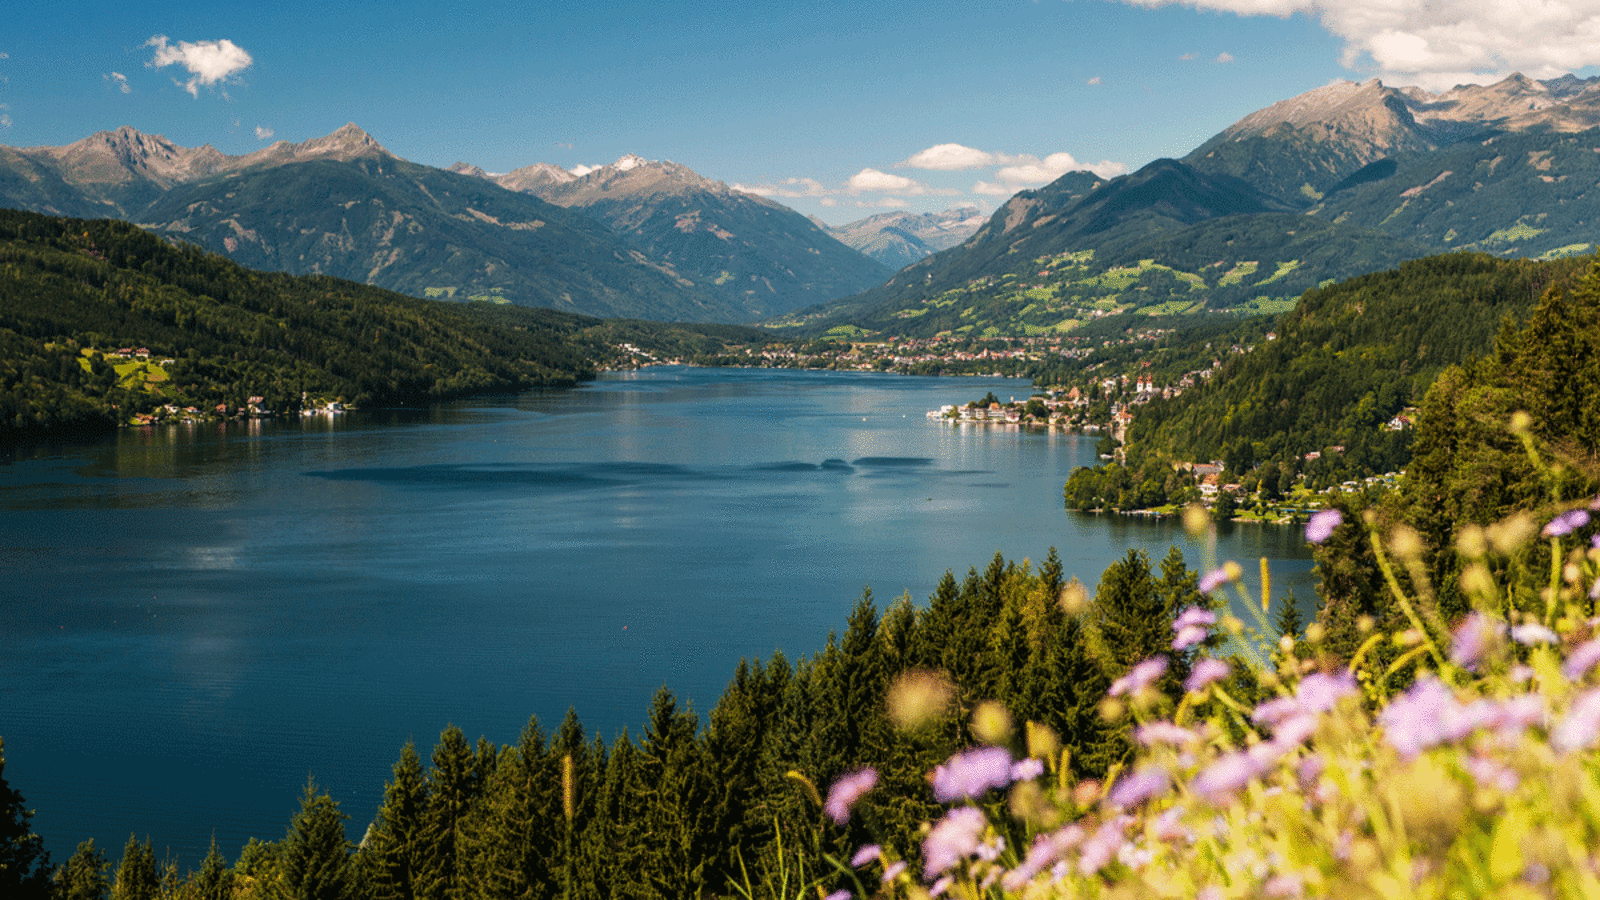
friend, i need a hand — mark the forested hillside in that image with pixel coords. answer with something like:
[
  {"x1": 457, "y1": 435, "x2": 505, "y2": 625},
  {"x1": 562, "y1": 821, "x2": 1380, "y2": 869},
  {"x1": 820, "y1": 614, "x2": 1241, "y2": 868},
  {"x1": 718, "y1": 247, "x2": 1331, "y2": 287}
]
[
  {"x1": 1066, "y1": 254, "x2": 1591, "y2": 509},
  {"x1": 0, "y1": 210, "x2": 767, "y2": 441}
]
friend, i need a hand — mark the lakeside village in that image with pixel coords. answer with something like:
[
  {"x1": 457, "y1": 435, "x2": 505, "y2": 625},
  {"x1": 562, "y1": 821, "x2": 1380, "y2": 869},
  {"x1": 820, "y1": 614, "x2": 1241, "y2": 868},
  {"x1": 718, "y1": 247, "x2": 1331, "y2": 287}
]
[
  {"x1": 925, "y1": 373, "x2": 1412, "y2": 527},
  {"x1": 78, "y1": 346, "x2": 349, "y2": 426}
]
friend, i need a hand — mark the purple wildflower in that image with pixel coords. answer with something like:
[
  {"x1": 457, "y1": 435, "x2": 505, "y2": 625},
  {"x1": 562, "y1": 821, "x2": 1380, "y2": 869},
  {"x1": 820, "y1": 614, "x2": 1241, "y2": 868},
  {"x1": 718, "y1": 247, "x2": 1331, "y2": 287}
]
[
  {"x1": 880, "y1": 861, "x2": 907, "y2": 883},
  {"x1": 1198, "y1": 567, "x2": 1232, "y2": 593},
  {"x1": 1135, "y1": 721, "x2": 1199, "y2": 747},
  {"x1": 1108, "y1": 765, "x2": 1170, "y2": 808},
  {"x1": 1109, "y1": 656, "x2": 1168, "y2": 697},
  {"x1": 1305, "y1": 508, "x2": 1343, "y2": 543},
  {"x1": 1450, "y1": 612, "x2": 1503, "y2": 671},
  {"x1": 1490, "y1": 693, "x2": 1547, "y2": 739},
  {"x1": 1252, "y1": 696, "x2": 1301, "y2": 726},
  {"x1": 1543, "y1": 508, "x2": 1590, "y2": 537},
  {"x1": 1511, "y1": 622, "x2": 1559, "y2": 645},
  {"x1": 1076, "y1": 820, "x2": 1128, "y2": 877},
  {"x1": 930, "y1": 876, "x2": 954, "y2": 897},
  {"x1": 1552, "y1": 688, "x2": 1600, "y2": 753},
  {"x1": 1191, "y1": 750, "x2": 1265, "y2": 802},
  {"x1": 1296, "y1": 670, "x2": 1357, "y2": 713},
  {"x1": 1297, "y1": 754, "x2": 1325, "y2": 786},
  {"x1": 1172, "y1": 624, "x2": 1208, "y2": 651},
  {"x1": 849, "y1": 845, "x2": 881, "y2": 868},
  {"x1": 1465, "y1": 754, "x2": 1519, "y2": 792},
  {"x1": 1185, "y1": 658, "x2": 1230, "y2": 693},
  {"x1": 1002, "y1": 834, "x2": 1064, "y2": 891},
  {"x1": 1010, "y1": 757, "x2": 1045, "y2": 782},
  {"x1": 824, "y1": 892, "x2": 851, "y2": 900},
  {"x1": 824, "y1": 767, "x2": 878, "y2": 824},
  {"x1": 1564, "y1": 638, "x2": 1600, "y2": 680},
  {"x1": 1175, "y1": 606, "x2": 1218, "y2": 630},
  {"x1": 923, "y1": 806, "x2": 986, "y2": 875},
  {"x1": 1379, "y1": 677, "x2": 1492, "y2": 759},
  {"x1": 932, "y1": 746, "x2": 1013, "y2": 803}
]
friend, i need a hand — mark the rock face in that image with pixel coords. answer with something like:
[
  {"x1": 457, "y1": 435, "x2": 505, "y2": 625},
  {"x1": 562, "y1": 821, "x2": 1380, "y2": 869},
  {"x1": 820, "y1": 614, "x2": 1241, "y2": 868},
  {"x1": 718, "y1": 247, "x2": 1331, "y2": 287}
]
[
  {"x1": 1187, "y1": 73, "x2": 1600, "y2": 202},
  {"x1": 0, "y1": 129, "x2": 888, "y2": 323},
  {"x1": 455, "y1": 154, "x2": 889, "y2": 320}
]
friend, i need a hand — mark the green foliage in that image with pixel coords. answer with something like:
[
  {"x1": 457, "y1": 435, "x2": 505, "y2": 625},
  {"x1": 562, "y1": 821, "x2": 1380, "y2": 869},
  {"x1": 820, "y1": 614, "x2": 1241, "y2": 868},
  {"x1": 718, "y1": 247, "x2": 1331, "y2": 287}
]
[
  {"x1": 1069, "y1": 252, "x2": 1592, "y2": 506},
  {"x1": 53, "y1": 840, "x2": 108, "y2": 900},
  {"x1": 0, "y1": 210, "x2": 778, "y2": 441},
  {"x1": 109, "y1": 835, "x2": 158, "y2": 900},
  {"x1": 276, "y1": 780, "x2": 353, "y2": 900},
  {"x1": 0, "y1": 738, "x2": 50, "y2": 900}
]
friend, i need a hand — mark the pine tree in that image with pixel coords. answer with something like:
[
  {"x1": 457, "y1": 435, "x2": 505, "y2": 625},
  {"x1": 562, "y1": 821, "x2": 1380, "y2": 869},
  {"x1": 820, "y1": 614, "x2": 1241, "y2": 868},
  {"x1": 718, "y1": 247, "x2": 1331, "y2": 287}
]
[
  {"x1": 362, "y1": 742, "x2": 433, "y2": 900},
  {"x1": 0, "y1": 738, "x2": 51, "y2": 899},
  {"x1": 110, "y1": 835, "x2": 159, "y2": 900},
  {"x1": 184, "y1": 836, "x2": 232, "y2": 900},
  {"x1": 53, "y1": 840, "x2": 109, "y2": 900},
  {"x1": 277, "y1": 779, "x2": 353, "y2": 900},
  {"x1": 417, "y1": 725, "x2": 482, "y2": 900},
  {"x1": 458, "y1": 716, "x2": 559, "y2": 900}
]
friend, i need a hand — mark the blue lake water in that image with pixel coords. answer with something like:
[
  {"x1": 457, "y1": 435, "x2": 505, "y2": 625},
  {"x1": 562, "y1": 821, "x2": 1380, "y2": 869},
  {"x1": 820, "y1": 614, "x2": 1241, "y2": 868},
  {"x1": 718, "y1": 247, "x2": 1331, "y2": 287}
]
[{"x1": 0, "y1": 366, "x2": 1315, "y2": 866}]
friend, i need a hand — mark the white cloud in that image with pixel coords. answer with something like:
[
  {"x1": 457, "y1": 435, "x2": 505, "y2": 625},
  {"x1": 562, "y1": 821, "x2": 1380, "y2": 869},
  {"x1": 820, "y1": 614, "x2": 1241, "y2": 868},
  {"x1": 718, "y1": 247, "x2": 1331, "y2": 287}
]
[
  {"x1": 146, "y1": 35, "x2": 252, "y2": 98},
  {"x1": 896, "y1": 143, "x2": 1001, "y2": 171},
  {"x1": 105, "y1": 72, "x2": 131, "y2": 94},
  {"x1": 1088, "y1": 76, "x2": 1104, "y2": 85},
  {"x1": 1181, "y1": 52, "x2": 1197, "y2": 60},
  {"x1": 1216, "y1": 51, "x2": 1235, "y2": 63},
  {"x1": 255, "y1": 125, "x2": 274, "y2": 140},
  {"x1": 847, "y1": 167, "x2": 926, "y2": 193},
  {"x1": 1117, "y1": 0, "x2": 1600, "y2": 88},
  {"x1": 570, "y1": 164, "x2": 600, "y2": 176}
]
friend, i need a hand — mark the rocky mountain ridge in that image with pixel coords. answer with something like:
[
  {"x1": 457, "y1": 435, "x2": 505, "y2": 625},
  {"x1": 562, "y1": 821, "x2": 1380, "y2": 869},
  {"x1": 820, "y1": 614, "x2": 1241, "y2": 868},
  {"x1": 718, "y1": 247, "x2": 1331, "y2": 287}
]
[{"x1": 0, "y1": 128, "x2": 886, "y2": 323}]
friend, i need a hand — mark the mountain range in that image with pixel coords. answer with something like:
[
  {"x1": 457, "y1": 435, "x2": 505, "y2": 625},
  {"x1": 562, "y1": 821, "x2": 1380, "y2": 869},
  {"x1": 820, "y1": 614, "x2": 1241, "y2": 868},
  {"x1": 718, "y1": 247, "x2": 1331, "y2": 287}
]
[
  {"x1": 0, "y1": 127, "x2": 886, "y2": 323},
  {"x1": 5, "y1": 72, "x2": 1600, "y2": 332},
  {"x1": 789, "y1": 73, "x2": 1600, "y2": 337}
]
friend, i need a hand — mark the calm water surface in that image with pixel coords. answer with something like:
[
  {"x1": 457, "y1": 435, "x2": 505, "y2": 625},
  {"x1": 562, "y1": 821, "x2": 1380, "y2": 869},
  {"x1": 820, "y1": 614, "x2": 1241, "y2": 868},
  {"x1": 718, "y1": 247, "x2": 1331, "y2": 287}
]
[{"x1": 0, "y1": 367, "x2": 1315, "y2": 864}]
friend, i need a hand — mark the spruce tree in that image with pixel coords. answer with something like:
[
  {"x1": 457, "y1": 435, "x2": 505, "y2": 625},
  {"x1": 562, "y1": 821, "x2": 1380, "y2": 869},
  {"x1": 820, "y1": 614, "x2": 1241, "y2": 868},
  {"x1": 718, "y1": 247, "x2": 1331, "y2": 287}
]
[
  {"x1": 363, "y1": 742, "x2": 433, "y2": 900},
  {"x1": 109, "y1": 835, "x2": 159, "y2": 900},
  {"x1": 184, "y1": 836, "x2": 232, "y2": 900},
  {"x1": 53, "y1": 840, "x2": 109, "y2": 900},
  {"x1": 417, "y1": 725, "x2": 482, "y2": 900},
  {"x1": 458, "y1": 716, "x2": 559, "y2": 900},
  {"x1": 277, "y1": 779, "x2": 353, "y2": 900},
  {"x1": 0, "y1": 738, "x2": 51, "y2": 899}
]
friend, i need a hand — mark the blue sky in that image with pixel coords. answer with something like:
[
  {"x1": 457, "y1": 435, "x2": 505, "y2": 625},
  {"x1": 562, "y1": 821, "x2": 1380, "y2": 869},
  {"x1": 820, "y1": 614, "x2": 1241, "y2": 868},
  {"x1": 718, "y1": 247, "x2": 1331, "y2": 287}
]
[{"x1": 5, "y1": 0, "x2": 1600, "y2": 225}]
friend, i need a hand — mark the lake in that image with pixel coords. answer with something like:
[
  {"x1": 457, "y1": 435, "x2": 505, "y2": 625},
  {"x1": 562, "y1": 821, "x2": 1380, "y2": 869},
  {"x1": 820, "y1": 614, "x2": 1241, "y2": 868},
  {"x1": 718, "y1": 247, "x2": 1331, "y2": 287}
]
[{"x1": 0, "y1": 366, "x2": 1316, "y2": 866}]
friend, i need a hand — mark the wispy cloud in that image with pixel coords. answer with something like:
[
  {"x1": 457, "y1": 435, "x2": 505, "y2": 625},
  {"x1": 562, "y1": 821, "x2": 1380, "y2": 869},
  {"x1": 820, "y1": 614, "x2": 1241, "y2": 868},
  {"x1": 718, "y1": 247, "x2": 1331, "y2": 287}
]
[
  {"x1": 146, "y1": 35, "x2": 253, "y2": 98},
  {"x1": 255, "y1": 125, "x2": 274, "y2": 140},
  {"x1": 1118, "y1": 0, "x2": 1600, "y2": 89},
  {"x1": 732, "y1": 176, "x2": 832, "y2": 198},
  {"x1": 105, "y1": 72, "x2": 131, "y2": 94},
  {"x1": 1088, "y1": 75, "x2": 1104, "y2": 85},
  {"x1": 1216, "y1": 51, "x2": 1235, "y2": 63}
]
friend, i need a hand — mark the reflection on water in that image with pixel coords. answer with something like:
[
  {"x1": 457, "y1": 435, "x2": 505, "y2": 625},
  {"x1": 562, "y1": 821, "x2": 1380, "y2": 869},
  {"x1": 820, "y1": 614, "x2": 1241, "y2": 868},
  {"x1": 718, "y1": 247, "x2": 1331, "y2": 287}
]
[{"x1": 0, "y1": 367, "x2": 1316, "y2": 867}]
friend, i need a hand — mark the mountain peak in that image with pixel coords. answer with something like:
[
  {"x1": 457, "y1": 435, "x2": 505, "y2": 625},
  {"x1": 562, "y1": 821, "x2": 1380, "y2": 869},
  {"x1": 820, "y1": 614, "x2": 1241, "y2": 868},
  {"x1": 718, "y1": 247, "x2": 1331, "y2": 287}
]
[{"x1": 613, "y1": 153, "x2": 649, "y2": 172}]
